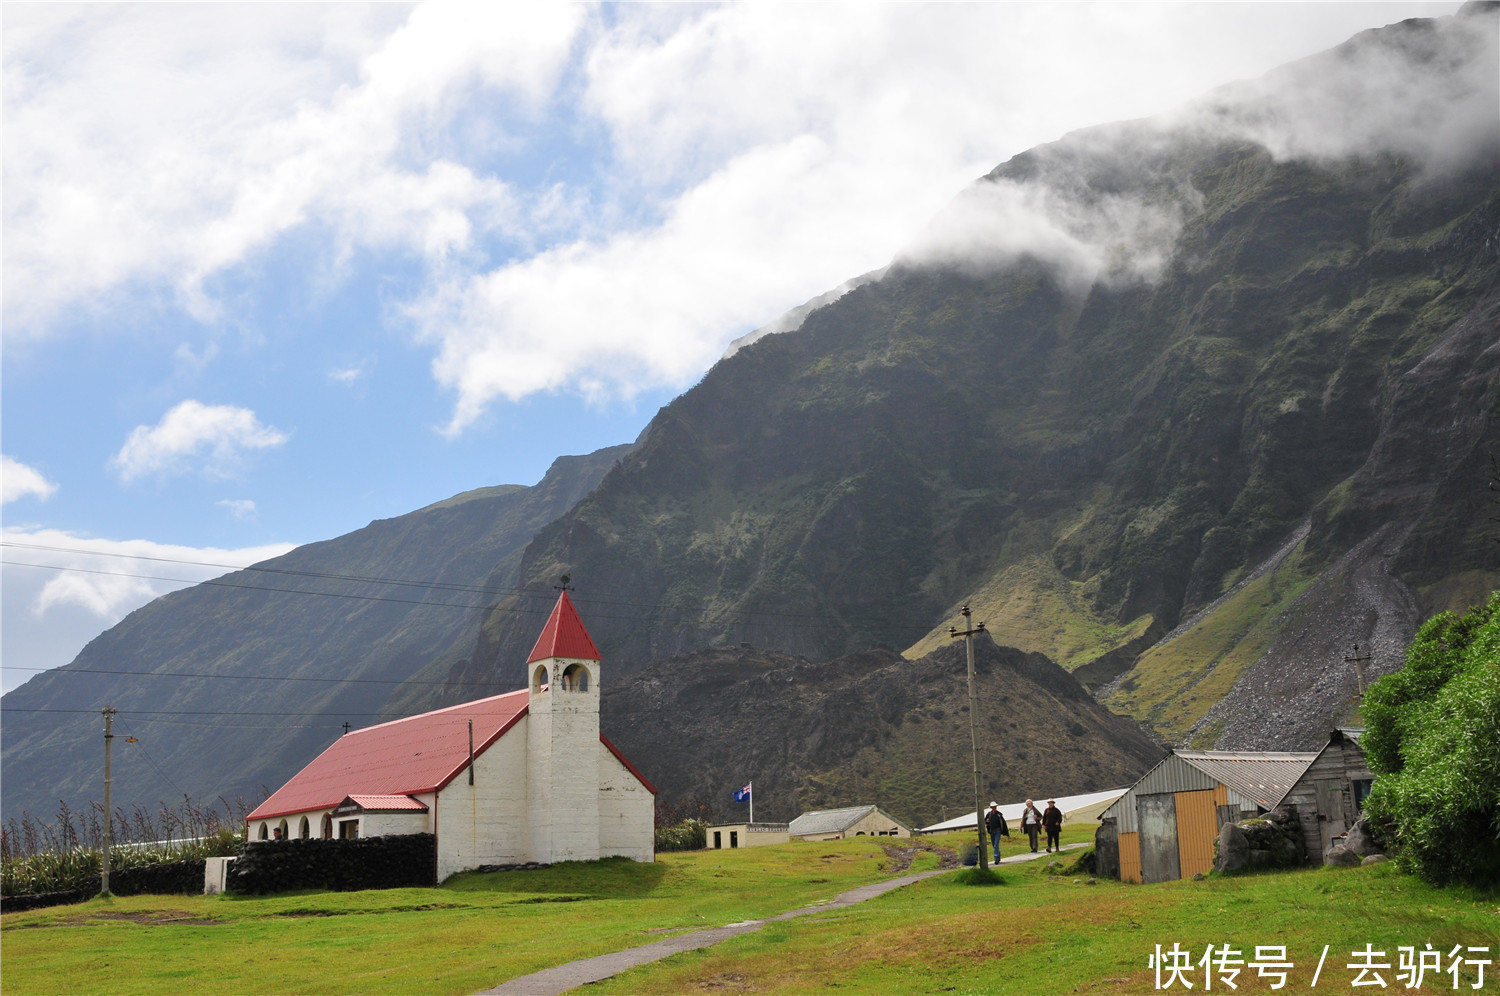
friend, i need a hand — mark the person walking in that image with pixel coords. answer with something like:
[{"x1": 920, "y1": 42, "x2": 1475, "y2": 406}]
[
  {"x1": 1042, "y1": 799, "x2": 1063, "y2": 852},
  {"x1": 1021, "y1": 799, "x2": 1043, "y2": 853},
  {"x1": 984, "y1": 802, "x2": 1010, "y2": 864}
]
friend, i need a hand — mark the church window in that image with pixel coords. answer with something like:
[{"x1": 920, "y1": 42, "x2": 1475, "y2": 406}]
[
  {"x1": 532, "y1": 665, "x2": 549, "y2": 693},
  {"x1": 258, "y1": 822, "x2": 269, "y2": 840},
  {"x1": 299, "y1": 816, "x2": 310, "y2": 839},
  {"x1": 322, "y1": 814, "x2": 333, "y2": 839},
  {"x1": 278, "y1": 819, "x2": 289, "y2": 840},
  {"x1": 562, "y1": 663, "x2": 590, "y2": 691}
]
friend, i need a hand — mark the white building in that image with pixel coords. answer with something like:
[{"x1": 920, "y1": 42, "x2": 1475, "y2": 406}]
[{"x1": 246, "y1": 591, "x2": 656, "y2": 881}]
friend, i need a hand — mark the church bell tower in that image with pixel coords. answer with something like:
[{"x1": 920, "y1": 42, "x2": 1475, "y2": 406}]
[{"x1": 525, "y1": 585, "x2": 603, "y2": 862}]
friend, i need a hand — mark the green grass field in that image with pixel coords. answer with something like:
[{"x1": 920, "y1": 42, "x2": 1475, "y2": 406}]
[{"x1": 3, "y1": 828, "x2": 1495, "y2": 995}]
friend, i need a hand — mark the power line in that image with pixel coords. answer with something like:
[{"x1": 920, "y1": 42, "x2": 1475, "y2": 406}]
[
  {"x1": 0, "y1": 664, "x2": 512, "y2": 687},
  {"x1": 0, "y1": 541, "x2": 895, "y2": 627}
]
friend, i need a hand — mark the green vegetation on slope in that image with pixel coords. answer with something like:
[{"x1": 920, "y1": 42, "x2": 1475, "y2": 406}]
[{"x1": 1103, "y1": 545, "x2": 1316, "y2": 743}]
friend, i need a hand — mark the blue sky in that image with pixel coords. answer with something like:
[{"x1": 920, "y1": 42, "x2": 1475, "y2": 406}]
[{"x1": 1, "y1": 2, "x2": 1466, "y2": 693}]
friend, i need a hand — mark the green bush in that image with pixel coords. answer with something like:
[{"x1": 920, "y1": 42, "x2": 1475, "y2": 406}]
[
  {"x1": 654, "y1": 818, "x2": 708, "y2": 853},
  {"x1": 1362, "y1": 591, "x2": 1500, "y2": 886}
]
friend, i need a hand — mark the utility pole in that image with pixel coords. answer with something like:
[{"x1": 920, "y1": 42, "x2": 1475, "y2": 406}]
[
  {"x1": 949, "y1": 606, "x2": 989, "y2": 872},
  {"x1": 1345, "y1": 643, "x2": 1373, "y2": 697},
  {"x1": 101, "y1": 706, "x2": 117, "y2": 897}
]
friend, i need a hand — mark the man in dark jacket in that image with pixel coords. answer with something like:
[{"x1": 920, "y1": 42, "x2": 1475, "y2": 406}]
[
  {"x1": 1042, "y1": 799, "x2": 1064, "y2": 852},
  {"x1": 984, "y1": 802, "x2": 1010, "y2": 864}
]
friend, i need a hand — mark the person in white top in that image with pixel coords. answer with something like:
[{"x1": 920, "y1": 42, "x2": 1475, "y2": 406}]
[{"x1": 1021, "y1": 799, "x2": 1044, "y2": 853}]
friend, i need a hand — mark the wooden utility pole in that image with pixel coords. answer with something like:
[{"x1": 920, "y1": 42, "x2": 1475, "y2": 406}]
[
  {"x1": 949, "y1": 605, "x2": 989, "y2": 871},
  {"x1": 101, "y1": 706, "x2": 117, "y2": 897},
  {"x1": 1345, "y1": 643, "x2": 1373, "y2": 697}
]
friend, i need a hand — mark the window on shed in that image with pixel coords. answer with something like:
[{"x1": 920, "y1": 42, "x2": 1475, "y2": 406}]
[{"x1": 1353, "y1": 779, "x2": 1374, "y2": 812}]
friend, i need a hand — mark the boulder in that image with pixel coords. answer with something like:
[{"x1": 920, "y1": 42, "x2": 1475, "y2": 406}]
[
  {"x1": 1325, "y1": 844, "x2": 1361, "y2": 867},
  {"x1": 1344, "y1": 817, "x2": 1383, "y2": 858},
  {"x1": 1361, "y1": 854, "x2": 1388, "y2": 866},
  {"x1": 1214, "y1": 822, "x2": 1250, "y2": 873}
]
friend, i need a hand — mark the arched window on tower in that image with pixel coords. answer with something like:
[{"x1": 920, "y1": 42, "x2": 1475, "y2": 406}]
[
  {"x1": 562, "y1": 663, "x2": 589, "y2": 692},
  {"x1": 532, "y1": 664, "x2": 549, "y2": 693}
]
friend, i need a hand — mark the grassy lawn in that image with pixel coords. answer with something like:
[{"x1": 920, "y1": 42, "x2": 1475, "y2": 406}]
[{"x1": 4, "y1": 828, "x2": 1496, "y2": 995}]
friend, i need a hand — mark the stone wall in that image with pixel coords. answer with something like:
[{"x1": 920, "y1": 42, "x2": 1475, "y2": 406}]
[
  {"x1": 226, "y1": 834, "x2": 436, "y2": 895},
  {"x1": 0, "y1": 857, "x2": 207, "y2": 912}
]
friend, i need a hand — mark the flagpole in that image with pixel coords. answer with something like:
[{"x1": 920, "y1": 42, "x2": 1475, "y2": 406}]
[{"x1": 749, "y1": 781, "x2": 754, "y2": 825}]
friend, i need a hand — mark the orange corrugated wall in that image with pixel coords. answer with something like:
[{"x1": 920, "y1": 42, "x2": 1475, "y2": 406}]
[
  {"x1": 1175, "y1": 789, "x2": 1219, "y2": 879},
  {"x1": 1119, "y1": 831, "x2": 1142, "y2": 883}
]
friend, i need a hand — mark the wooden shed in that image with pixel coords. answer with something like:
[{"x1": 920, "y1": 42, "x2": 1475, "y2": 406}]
[
  {"x1": 1273, "y1": 729, "x2": 1376, "y2": 862},
  {"x1": 1098, "y1": 751, "x2": 1317, "y2": 883}
]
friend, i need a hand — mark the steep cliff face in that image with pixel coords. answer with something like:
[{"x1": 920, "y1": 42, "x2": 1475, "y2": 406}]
[
  {"x1": 454, "y1": 8, "x2": 1498, "y2": 749},
  {"x1": 0, "y1": 447, "x2": 629, "y2": 819},
  {"x1": 601, "y1": 633, "x2": 1163, "y2": 827}
]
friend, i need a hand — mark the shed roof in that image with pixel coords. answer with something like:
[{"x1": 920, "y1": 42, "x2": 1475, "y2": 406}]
[
  {"x1": 248, "y1": 690, "x2": 529, "y2": 821},
  {"x1": 342, "y1": 794, "x2": 429, "y2": 812},
  {"x1": 1175, "y1": 751, "x2": 1318, "y2": 809},
  {"x1": 789, "y1": 805, "x2": 879, "y2": 836},
  {"x1": 527, "y1": 590, "x2": 602, "y2": 663}
]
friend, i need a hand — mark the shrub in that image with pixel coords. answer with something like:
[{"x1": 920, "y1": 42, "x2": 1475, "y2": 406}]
[
  {"x1": 654, "y1": 819, "x2": 708, "y2": 853},
  {"x1": 1362, "y1": 591, "x2": 1500, "y2": 886}
]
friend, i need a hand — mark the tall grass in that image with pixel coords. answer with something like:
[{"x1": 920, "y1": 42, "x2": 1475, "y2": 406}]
[{"x1": 1, "y1": 796, "x2": 254, "y2": 895}]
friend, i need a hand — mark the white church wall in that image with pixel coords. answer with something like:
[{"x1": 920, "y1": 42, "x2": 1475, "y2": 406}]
[
  {"x1": 598, "y1": 741, "x2": 655, "y2": 862},
  {"x1": 362, "y1": 810, "x2": 430, "y2": 838},
  {"x1": 437, "y1": 720, "x2": 531, "y2": 882}
]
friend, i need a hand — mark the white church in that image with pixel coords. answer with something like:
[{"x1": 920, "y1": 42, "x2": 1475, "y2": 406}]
[{"x1": 246, "y1": 590, "x2": 656, "y2": 881}]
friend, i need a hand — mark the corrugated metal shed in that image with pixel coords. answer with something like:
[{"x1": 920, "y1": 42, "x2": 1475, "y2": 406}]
[
  {"x1": 1102, "y1": 751, "x2": 1317, "y2": 833},
  {"x1": 788, "y1": 805, "x2": 876, "y2": 837}
]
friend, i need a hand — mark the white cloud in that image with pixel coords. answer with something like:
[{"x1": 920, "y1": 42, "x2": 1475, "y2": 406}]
[
  {"x1": 3, "y1": 3, "x2": 582, "y2": 334},
  {"x1": 4, "y1": 1, "x2": 1475, "y2": 433},
  {"x1": 111, "y1": 401, "x2": 288, "y2": 483},
  {"x1": 218, "y1": 499, "x2": 258, "y2": 521},
  {"x1": 2, "y1": 455, "x2": 58, "y2": 504},
  {"x1": 328, "y1": 365, "x2": 365, "y2": 385},
  {"x1": 0, "y1": 528, "x2": 297, "y2": 693}
]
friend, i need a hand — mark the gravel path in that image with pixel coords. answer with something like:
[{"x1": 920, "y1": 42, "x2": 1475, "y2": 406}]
[{"x1": 477, "y1": 844, "x2": 1082, "y2": 995}]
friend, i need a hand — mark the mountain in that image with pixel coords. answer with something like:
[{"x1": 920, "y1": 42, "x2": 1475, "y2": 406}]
[
  {"x1": 5, "y1": 7, "x2": 1496, "y2": 823},
  {"x1": 601, "y1": 632, "x2": 1163, "y2": 828},
  {"x1": 0, "y1": 447, "x2": 629, "y2": 820},
  {"x1": 445, "y1": 6, "x2": 1499, "y2": 751}
]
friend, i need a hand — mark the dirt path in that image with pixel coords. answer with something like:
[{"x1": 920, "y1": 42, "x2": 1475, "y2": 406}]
[{"x1": 478, "y1": 844, "x2": 1080, "y2": 996}]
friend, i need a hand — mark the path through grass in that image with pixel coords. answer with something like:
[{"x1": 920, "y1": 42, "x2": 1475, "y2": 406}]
[{"x1": 4, "y1": 828, "x2": 1494, "y2": 995}]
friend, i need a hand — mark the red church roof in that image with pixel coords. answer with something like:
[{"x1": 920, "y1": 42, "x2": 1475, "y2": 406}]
[
  {"x1": 527, "y1": 590, "x2": 601, "y2": 663},
  {"x1": 247, "y1": 690, "x2": 529, "y2": 821}
]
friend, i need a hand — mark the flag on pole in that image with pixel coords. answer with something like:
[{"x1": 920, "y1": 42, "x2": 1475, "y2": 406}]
[{"x1": 733, "y1": 783, "x2": 751, "y2": 803}]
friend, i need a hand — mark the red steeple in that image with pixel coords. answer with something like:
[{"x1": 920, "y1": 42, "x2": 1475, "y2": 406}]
[{"x1": 526, "y1": 589, "x2": 602, "y2": 663}]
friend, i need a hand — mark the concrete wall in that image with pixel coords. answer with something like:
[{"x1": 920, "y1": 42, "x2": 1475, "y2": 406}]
[
  {"x1": 707, "y1": 823, "x2": 791, "y2": 849},
  {"x1": 363, "y1": 810, "x2": 431, "y2": 839},
  {"x1": 204, "y1": 856, "x2": 235, "y2": 895},
  {"x1": 437, "y1": 725, "x2": 531, "y2": 881},
  {"x1": 598, "y1": 740, "x2": 654, "y2": 861}
]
